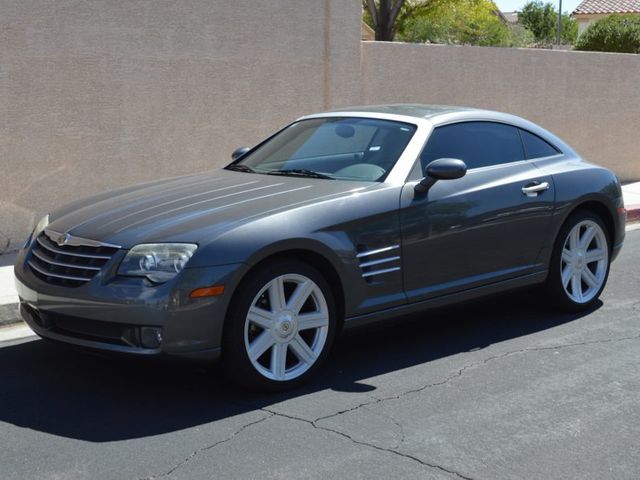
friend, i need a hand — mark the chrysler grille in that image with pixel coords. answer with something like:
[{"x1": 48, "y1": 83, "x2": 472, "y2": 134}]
[{"x1": 28, "y1": 232, "x2": 119, "y2": 287}]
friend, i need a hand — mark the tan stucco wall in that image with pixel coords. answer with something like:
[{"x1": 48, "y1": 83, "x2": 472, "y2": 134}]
[
  {"x1": 1, "y1": 1, "x2": 639, "y2": 251},
  {"x1": 0, "y1": 0, "x2": 361, "y2": 251},
  {"x1": 362, "y1": 41, "x2": 640, "y2": 182}
]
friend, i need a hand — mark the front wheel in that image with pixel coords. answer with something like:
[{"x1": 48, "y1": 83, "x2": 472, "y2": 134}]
[
  {"x1": 222, "y1": 260, "x2": 337, "y2": 391},
  {"x1": 546, "y1": 211, "x2": 611, "y2": 312}
]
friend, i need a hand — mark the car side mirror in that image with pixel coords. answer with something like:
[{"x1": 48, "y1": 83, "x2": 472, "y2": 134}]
[
  {"x1": 414, "y1": 158, "x2": 467, "y2": 193},
  {"x1": 231, "y1": 146, "x2": 251, "y2": 161}
]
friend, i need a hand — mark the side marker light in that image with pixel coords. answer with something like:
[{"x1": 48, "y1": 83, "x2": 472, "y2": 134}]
[{"x1": 190, "y1": 285, "x2": 225, "y2": 298}]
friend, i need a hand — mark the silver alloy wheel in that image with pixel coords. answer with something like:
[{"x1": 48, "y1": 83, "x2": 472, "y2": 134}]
[
  {"x1": 243, "y1": 273, "x2": 329, "y2": 381},
  {"x1": 560, "y1": 219, "x2": 608, "y2": 304}
]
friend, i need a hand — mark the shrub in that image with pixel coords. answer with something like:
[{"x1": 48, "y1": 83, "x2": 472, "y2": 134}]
[
  {"x1": 508, "y1": 23, "x2": 536, "y2": 47},
  {"x1": 574, "y1": 14, "x2": 640, "y2": 53}
]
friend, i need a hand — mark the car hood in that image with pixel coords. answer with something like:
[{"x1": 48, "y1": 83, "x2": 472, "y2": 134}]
[{"x1": 47, "y1": 169, "x2": 377, "y2": 248}]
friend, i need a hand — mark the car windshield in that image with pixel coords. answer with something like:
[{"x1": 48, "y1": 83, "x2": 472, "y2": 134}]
[{"x1": 228, "y1": 117, "x2": 417, "y2": 182}]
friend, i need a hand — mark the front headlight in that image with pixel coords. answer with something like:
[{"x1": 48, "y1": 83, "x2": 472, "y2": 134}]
[
  {"x1": 24, "y1": 214, "x2": 49, "y2": 248},
  {"x1": 118, "y1": 243, "x2": 198, "y2": 283}
]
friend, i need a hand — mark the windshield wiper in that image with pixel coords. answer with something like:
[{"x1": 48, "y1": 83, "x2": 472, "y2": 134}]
[
  {"x1": 266, "y1": 169, "x2": 334, "y2": 180},
  {"x1": 226, "y1": 164, "x2": 256, "y2": 173}
]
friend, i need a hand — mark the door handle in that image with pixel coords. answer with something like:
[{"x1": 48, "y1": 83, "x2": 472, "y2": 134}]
[{"x1": 522, "y1": 181, "x2": 550, "y2": 197}]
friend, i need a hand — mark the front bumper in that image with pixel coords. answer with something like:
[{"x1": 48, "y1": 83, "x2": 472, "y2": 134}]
[{"x1": 14, "y1": 248, "x2": 247, "y2": 360}]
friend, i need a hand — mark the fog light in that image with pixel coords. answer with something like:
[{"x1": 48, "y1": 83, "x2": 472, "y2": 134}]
[{"x1": 140, "y1": 327, "x2": 163, "y2": 348}]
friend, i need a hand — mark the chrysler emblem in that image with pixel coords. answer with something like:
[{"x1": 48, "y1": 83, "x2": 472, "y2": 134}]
[{"x1": 56, "y1": 233, "x2": 71, "y2": 247}]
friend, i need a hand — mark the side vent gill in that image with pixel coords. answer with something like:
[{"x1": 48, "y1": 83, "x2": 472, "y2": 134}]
[{"x1": 356, "y1": 245, "x2": 401, "y2": 281}]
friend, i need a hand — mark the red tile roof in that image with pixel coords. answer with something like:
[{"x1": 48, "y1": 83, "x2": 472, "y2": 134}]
[{"x1": 573, "y1": 0, "x2": 640, "y2": 15}]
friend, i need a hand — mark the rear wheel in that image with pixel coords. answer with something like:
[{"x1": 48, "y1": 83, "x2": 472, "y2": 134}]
[
  {"x1": 222, "y1": 260, "x2": 337, "y2": 391},
  {"x1": 546, "y1": 211, "x2": 610, "y2": 312}
]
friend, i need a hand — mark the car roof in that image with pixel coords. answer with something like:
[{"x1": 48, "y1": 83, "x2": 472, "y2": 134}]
[
  {"x1": 324, "y1": 104, "x2": 485, "y2": 119},
  {"x1": 302, "y1": 104, "x2": 576, "y2": 156}
]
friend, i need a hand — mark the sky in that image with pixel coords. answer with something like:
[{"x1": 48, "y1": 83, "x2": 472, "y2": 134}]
[{"x1": 494, "y1": 0, "x2": 583, "y2": 14}]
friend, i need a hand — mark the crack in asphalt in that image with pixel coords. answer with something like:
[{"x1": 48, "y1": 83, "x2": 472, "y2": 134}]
[
  {"x1": 361, "y1": 405, "x2": 406, "y2": 450},
  {"x1": 312, "y1": 333, "x2": 640, "y2": 426},
  {"x1": 261, "y1": 408, "x2": 475, "y2": 480},
  {"x1": 140, "y1": 413, "x2": 273, "y2": 480}
]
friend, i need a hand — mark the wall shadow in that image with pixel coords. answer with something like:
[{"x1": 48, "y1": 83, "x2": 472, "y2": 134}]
[
  {"x1": 0, "y1": 290, "x2": 599, "y2": 443},
  {"x1": 0, "y1": 252, "x2": 18, "y2": 267}
]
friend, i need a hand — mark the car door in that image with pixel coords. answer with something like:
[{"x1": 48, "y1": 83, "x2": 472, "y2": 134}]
[{"x1": 400, "y1": 121, "x2": 556, "y2": 303}]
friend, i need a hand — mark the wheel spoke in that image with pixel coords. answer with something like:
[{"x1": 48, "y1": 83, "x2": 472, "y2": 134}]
[
  {"x1": 571, "y1": 273, "x2": 583, "y2": 302},
  {"x1": 247, "y1": 307, "x2": 275, "y2": 329},
  {"x1": 248, "y1": 331, "x2": 275, "y2": 362},
  {"x1": 581, "y1": 268, "x2": 599, "y2": 289},
  {"x1": 287, "y1": 280, "x2": 314, "y2": 314},
  {"x1": 270, "y1": 343, "x2": 287, "y2": 379},
  {"x1": 561, "y1": 264, "x2": 573, "y2": 288},
  {"x1": 585, "y1": 248, "x2": 606, "y2": 263},
  {"x1": 298, "y1": 311, "x2": 328, "y2": 330},
  {"x1": 579, "y1": 225, "x2": 596, "y2": 250},
  {"x1": 268, "y1": 277, "x2": 286, "y2": 312},
  {"x1": 569, "y1": 226, "x2": 580, "y2": 250},
  {"x1": 289, "y1": 334, "x2": 316, "y2": 365},
  {"x1": 561, "y1": 248, "x2": 573, "y2": 265}
]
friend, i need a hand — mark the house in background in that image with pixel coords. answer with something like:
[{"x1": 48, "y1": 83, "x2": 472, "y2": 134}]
[
  {"x1": 572, "y1": 0, "x2": 640, "y2": 35},
  {"x1": 501, "y1": 11, "x2": 519, "y2": 24},
  {"x1": 361, "y1": 21, "x2": 375, "y2": 40}
]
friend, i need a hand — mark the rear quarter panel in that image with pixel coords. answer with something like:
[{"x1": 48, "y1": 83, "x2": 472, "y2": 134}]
[{"x1": 533, "y1": 155, "x2": 624, "y2": 266}]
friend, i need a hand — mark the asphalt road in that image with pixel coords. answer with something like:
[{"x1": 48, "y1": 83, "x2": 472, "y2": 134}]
[{"x1": 2, "y1": 230, "x2": 639, "y2": 480}]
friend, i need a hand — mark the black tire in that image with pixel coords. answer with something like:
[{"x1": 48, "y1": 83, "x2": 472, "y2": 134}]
[
  {"x1": 546, "y1": 210, "x2": 611, "y2": 312},
  {"x1": 222, "y1": 259, "x2": 337, "y2": 391}
]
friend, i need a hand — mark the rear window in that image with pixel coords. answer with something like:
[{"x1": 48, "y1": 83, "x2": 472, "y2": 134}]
[{"x1": 520, "y1": 129, "x2": 560, "y2": 159}]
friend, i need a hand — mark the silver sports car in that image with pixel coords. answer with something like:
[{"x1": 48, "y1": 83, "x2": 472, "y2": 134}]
[{"x1": 14, "y1": 105, "x2": 626, "y2": 390}]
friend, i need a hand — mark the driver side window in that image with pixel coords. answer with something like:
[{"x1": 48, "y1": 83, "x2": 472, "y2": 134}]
[{"x1": 410, "y1": 121, "x2": 526, "y2": 179}]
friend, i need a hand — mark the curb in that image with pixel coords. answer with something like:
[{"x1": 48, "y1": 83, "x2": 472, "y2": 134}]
[
  {"x1": 627, "y1": 204, "x2": 640, "y2": 224},
  {"x1": 0, "y1": 303, "x2": 21, "y2": 328}
]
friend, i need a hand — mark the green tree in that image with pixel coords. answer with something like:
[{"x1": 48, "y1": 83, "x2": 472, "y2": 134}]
[
  {"x1": 574, "y1": 14, "x2": 640, "y2": 53},
  {"x1": 561, "y1": 13, "x2": 578, "y2": 44},
  {"x1": 363, "y1": 0, "x2": 405, "y2": 41},
  {"x1": 519, "y1": 1, "x2": 578, "y2": 45},
  {"x1": 400, "y1": 0, "x2": 511, "y2": 47},
  {"x1": 362, "y1": 0, "x2": 448, "y2": 41},
  {"x1": 519, "y1": 1, "x2": 556, "y2": 44}
]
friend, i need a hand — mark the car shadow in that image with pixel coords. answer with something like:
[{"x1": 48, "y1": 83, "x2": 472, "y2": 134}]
[{"x1": 0, "y1": 290, "x2": 600, "y2": 442}]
